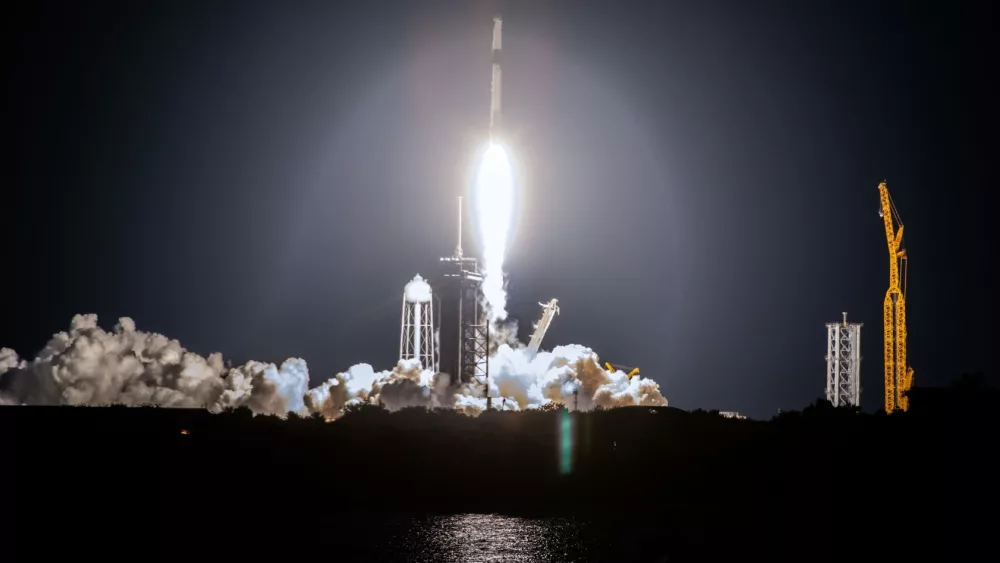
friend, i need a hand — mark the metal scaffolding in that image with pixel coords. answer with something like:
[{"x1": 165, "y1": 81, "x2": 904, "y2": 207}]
[
  {"x1": 458, "y1": 274, "x2": 489, "y2": 385},
  {"x1": 438, "y1": 196, "x2": 492, "y2": 407},
  {"x1": 826, "y1": 312, "x2": 863, "y2": 407}
]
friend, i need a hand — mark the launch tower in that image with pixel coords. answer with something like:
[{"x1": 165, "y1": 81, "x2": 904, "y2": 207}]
[
  {"x1": 437, "y1": 197, "x2": 490, "y2": 399},
  {"x1": 399, "y1": 274, "x2": 436, "y2": 372},
  {"x1": 825, "y1": 312, "x2": 863, "y2": 408}
]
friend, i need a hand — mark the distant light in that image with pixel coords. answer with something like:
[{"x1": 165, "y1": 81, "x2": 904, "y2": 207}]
[{"x1": 180, "y1": 429, "x2": 190, "y2": 435}]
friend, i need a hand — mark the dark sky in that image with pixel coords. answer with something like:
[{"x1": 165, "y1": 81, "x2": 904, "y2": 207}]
[{"x1": 8, "y1": 0, "x2": 995, "y2": 418}]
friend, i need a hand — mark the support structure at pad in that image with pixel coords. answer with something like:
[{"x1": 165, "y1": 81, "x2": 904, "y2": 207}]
[
  {"x1": 826, "y1": 312, "x2": 863, "y2": 407},
  {"x1": 437, "y1": 196, "x2": 492, "y2": 408}
]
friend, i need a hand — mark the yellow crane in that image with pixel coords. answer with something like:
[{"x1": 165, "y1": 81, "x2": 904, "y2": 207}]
[
  {"x1": 605, "y1": 362, "x2": 640, "y2": 380},
  {"x1": 878, "y1": 180, "x2": 914, "y2": 412}
]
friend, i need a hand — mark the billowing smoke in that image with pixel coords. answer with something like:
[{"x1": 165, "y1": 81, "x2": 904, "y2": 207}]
[
  {"x1": 1, "y1": 314, "x2": 666, "y2": 418},
  {"x1": 474, "y1": 343, "x2": 666, "y2": 414},
  {"x1": 490, "y1": 319, "x2": 523, "y2": 352},
  {"x1": 0, "y1": 314, "x2": 312, "y2": 415}
]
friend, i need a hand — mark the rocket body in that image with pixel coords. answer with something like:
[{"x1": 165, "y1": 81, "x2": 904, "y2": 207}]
[{"x1": 489, "y1": 16, "x2": 502, "y2": 140}]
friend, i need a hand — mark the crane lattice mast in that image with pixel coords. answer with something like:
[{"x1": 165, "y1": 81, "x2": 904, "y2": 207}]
[
  {"x1": 526, "y1": 299, "x2": 560, "y2": 359},
  {"x1": 878, "y1": 181, "x2": 914, "y2": 412}
]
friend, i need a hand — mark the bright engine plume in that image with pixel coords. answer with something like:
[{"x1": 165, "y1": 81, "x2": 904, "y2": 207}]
[
  {"x1": 473, "y1": 15, "x2": 515, "y2": 324},
  {"x1": 474, "y1": 142, "x2": 515, "y2": 324}
]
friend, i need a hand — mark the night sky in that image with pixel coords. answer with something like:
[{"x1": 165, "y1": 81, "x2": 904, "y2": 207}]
[{"x1": 9, "y1": 0, "x2": 994, "y2": 418}]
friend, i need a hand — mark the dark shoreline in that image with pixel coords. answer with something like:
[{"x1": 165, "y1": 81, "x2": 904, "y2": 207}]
[{"x1": 9, "y1": 380, "x2": 998, "y2": 561}]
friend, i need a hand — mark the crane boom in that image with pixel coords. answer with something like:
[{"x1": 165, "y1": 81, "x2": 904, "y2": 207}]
[
  {"x1": 878, "y1": 181, "x2": 913, "y2": 412},
  {"x1": 526, "y1": 299, "x2": 560, "y2": 359}
]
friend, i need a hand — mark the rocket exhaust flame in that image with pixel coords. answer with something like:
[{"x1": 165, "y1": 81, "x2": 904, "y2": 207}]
[
  {"x1": 474, "y1": 142, "x2": 514, "y2": 324},
  {"x1": 475, "y1": 15, "x2": 513, "y2": 324}
]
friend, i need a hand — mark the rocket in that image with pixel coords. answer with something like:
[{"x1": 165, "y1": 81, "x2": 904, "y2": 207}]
[{"x1": 489, "y1": 15, "x2": 503, "y2": 140}]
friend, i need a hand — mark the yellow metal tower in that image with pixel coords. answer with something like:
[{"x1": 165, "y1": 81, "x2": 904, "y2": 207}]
[{"x1": 878, "y1": 181, "x2": 914, "y2": 412}]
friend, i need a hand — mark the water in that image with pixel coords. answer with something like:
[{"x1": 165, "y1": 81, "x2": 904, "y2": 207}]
[
  {"x1": 362, "y1": 514, "x2": 671, "y2": 562},
  {"x1": 377, "y1": 514, "x2": 592, "y2": 561}
]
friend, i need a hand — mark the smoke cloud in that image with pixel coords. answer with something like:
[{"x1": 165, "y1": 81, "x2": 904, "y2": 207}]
[{"x1": 1, "y1": 314, "x2": 666, "y2": 418}]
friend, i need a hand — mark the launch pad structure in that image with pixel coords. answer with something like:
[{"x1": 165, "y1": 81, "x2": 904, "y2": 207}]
[
  {"x1": 437, "y1": 196, "x2": 491, "y2": 406},
  {"x1": 826, "y1": 312, "x2": 863, "y2": 408}
]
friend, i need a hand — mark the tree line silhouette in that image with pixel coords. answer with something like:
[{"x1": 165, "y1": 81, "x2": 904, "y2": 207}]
[{"x1": 9, "y1": 373, "x2": 997, "y2": 562}]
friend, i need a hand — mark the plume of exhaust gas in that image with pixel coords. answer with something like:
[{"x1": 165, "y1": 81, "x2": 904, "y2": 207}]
[
  {"x1": 0, "y1": 315, "x2": 313, "y2": 416},
  {"x1": 488, "y1": 318, "x2": 522, "y2": 352},
  {"x1": 0, "y1": 314, "x2": 667, "y2": 418},
  {"x1": 0, "y1": 348, "x2": 24, "y2": 405},
  {"x1": 474, "y1": 143, "x2": 514, "y2": 324},
  {"x1": 315, "y1": 325, "x2": 667, "y2": 416},
  {"x1": 461, "y1": 342, "x2": 667, "y2": 415}
]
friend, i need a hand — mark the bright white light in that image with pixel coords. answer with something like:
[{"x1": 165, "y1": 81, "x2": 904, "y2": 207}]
[{"x1": 473, "y1": 142, "x2": 514, "y2": 323}]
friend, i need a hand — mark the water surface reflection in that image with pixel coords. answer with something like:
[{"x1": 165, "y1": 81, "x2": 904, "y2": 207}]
[{"x1": 379, "y1": 513, "x2": 599, "y2": 562}]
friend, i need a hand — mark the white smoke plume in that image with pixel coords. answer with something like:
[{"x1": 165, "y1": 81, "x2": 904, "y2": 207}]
[
  {"x1": 0, "y1": 314, "x2": 310, "y2": 415},
  {"x1": 0, "y1": 348, "x2": 24, "y2": 376},
  {"x1": 223, "y1": 358, "x2": 311, "y2": 416},
  {"x1": 465, "y1": 343, "x2": 667, "y2": 414},
  {"x1": 0, "y1": 348, "x2": 23, "y2": 406},
  {"x1": 489, "y1": 319, "x2": 523, "y2": 352},
  {"x1": 0, "y1": 314, "x2": 666, "y2": 418}
]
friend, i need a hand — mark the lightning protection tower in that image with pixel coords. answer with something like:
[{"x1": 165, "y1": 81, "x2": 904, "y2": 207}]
[
  {"x1": 826, "y1": 312, "x2": 863, "y2": 407},
  {"x1": 400, "y1": 274, "x2": 437, "y2": 372},
  {"x1": 437, "y1": 196, "x2": 490, "y2": 405}
]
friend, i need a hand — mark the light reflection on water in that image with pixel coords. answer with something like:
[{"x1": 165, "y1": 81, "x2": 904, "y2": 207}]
[{"x1": 379, "y1": 514, "x2": 598, "y2": 562}]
